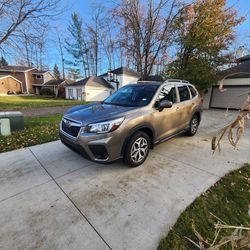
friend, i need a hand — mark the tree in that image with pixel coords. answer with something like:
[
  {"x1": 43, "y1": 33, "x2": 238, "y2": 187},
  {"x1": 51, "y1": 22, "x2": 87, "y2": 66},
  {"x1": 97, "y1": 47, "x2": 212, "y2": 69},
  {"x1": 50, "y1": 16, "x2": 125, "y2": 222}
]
[
  {"x1": 53, "y1": 64, "x2": 61, "y2": 80},
  {"x1": 66, "y1": 13, "x2": 90, "y2": 78},
  {"x1": 57, "y1": 32, "x2": 65, "y2": 79},
  {"x1": 67, "y1": 68, "x2": 82, "y2": 80},
  {"x1": 113, "y1": 0, "x2": 182, "y2": 79},
  {"x1": 0, "y1": 56, "x2": 8, "y2": 66},
  {"x1": 0, "y1": 0, "x2": 63, "y2": 49},
  {"x1": 164, "y1": 0, "x2": 244, "y2": 90}
]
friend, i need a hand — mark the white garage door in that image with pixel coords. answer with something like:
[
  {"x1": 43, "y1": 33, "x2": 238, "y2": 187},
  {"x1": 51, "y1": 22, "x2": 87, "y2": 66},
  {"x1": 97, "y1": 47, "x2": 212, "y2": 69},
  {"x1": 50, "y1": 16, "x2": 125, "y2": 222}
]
[
  {"x1": 210, "y1": 86, "x2": 250, "y2": 109},
  {"x1": 86, "y1": 88, "x2": 110, "y2": 102}
]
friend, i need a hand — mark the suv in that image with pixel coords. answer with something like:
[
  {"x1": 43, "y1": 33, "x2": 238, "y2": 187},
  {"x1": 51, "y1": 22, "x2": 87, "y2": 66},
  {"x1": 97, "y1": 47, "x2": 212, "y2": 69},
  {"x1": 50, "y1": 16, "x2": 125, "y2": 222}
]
[{"x1": 59, "y1": 80, "x2": 202, "y2": 167}]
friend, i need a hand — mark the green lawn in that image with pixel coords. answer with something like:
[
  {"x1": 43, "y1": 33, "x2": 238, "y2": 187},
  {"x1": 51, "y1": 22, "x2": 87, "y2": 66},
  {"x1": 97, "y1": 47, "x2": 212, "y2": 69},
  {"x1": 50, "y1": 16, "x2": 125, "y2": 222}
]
[
  {"x1": 0, "y1": 114, "x2": 62, "y2": 152},
  {"x1": 158, "y1": 164, "x2": 250, "y2": 249},
  {"x1": 0, "y1": 95, "x2": 84, "y2": 110}
]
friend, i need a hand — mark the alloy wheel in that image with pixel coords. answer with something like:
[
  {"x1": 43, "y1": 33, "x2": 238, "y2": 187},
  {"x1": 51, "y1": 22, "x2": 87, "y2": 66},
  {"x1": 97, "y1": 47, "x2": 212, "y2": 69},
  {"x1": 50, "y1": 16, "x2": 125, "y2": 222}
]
[
  {"x1": 130, "y1": 137, "x2": 148, "y2": 163},
  {"x1": 191, "y1": 117, "x2": 198, "y2": 134}
]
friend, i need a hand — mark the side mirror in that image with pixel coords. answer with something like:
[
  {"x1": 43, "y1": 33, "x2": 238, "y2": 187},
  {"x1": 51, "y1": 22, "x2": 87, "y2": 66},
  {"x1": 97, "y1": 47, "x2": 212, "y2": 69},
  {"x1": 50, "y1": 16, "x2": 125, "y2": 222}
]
[{"x1": 158, "y1": 100, "x2": 173, "y2": 111}]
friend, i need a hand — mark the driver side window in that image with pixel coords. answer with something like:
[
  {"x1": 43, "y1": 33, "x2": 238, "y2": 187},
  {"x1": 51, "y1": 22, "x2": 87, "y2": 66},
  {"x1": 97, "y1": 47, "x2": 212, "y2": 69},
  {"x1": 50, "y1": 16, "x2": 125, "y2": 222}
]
[{"x1": 157, "y1": 85, "x2": 177, "y2": 104}]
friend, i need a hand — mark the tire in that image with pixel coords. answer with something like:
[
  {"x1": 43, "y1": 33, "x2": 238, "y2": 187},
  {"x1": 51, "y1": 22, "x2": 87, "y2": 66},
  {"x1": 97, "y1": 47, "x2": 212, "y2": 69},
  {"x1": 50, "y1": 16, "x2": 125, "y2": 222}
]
[
  {"x1": 124, "y1": 131, "x2": 150, "y2": 167},
  {"x1": 186, "y1": 114, "x2": 199, "y2": 136}
]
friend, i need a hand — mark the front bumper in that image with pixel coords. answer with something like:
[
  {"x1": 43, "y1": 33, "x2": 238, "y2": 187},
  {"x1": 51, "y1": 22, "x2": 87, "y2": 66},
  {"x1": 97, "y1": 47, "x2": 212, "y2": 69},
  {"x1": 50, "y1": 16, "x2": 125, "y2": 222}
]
[{"x1": 59, "y1": 128, "x2": 123, "y2": 163}]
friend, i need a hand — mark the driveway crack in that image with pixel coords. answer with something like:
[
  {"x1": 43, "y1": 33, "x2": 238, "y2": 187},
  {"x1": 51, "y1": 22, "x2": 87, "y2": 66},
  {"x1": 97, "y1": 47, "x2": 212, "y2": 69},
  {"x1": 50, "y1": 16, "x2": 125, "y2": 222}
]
[{"x1": 28, "y1": 148, "x2": 112, "y2": 250}]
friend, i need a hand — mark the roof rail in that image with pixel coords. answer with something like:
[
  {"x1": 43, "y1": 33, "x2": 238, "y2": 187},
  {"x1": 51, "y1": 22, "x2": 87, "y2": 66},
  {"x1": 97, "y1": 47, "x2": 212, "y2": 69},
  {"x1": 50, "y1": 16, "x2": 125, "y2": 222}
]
[{"x1": 164, "y1": 79, "x2": 190, "y2": 84}]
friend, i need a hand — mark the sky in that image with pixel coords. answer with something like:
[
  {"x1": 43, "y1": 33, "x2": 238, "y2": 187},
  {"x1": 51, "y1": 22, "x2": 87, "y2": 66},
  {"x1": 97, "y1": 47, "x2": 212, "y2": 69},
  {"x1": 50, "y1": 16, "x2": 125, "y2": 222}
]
[{"x1": 5, "y1": 0, "x2": 250, "y2": 73}]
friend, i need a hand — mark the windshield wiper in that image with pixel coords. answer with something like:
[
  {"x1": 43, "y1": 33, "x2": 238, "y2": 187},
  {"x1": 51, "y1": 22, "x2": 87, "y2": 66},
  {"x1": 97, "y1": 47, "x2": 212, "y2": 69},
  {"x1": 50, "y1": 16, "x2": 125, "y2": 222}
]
[{"x1": 103, "y1": 102, "x2": 131, "y2": 107}]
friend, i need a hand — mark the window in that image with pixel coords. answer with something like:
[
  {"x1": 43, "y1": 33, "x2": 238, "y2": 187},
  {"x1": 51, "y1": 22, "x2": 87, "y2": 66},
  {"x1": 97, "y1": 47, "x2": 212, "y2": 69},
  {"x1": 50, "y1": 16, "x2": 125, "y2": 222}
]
[
  {"x1": 103, "y1": 85, "x2": 159, "y2": 107},
  {"x1": 189, "y1": 85, "x2": 197, "y2": 98},
  {"x1": 68, "y1": 88, "x2": 73, "y2": 99},
  {"x1": 157, "y1": 85, "x2": 177, "y2": 104},
  {"x1": 178, "y1": 85, "x2": 190, "y2": 102},
  {"x1": 36, "y1": 74, "x2": 43, "y2": 79}
]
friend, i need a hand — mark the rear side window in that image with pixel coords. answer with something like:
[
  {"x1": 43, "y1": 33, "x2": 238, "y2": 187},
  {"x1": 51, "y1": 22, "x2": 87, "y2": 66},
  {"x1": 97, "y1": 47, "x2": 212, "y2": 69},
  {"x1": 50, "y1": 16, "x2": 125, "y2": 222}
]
[
  {"x1": 178, "y1": 85, "x2": 190, "y2": 102},
  {"x1": 189, "y1": 86, "x2": 197, "y2": 98},
  {"x1": 158, "y1": 85, "x2": 177, "y2": 103}
]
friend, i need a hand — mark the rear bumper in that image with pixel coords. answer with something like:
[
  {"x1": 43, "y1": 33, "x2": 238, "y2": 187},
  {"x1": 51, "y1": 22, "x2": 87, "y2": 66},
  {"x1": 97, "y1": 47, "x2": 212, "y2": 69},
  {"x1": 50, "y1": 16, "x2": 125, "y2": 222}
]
[{"x1": 59, "y1": 129, "x2": 123, "y2": 163}]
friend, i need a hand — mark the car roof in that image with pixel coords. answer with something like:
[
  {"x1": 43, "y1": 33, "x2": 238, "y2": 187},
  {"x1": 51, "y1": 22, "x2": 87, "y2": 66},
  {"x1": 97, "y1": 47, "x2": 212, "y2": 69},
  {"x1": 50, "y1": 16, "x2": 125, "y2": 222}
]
[{"x1": 137, "y1": 79, "x2": 192, "y2": 86}]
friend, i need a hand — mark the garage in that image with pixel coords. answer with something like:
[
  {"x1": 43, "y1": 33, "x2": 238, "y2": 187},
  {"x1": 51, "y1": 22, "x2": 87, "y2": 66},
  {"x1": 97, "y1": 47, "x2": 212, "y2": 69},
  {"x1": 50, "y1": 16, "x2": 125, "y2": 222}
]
[
  {"x1": 0, "y1": 75, "x2": 22, "y2": 94},
  {"x1": 65, "y1": 76, "x2": 114, "y2": 101},
  {"x1": 85, "y1": 87, "x2": 110, "y2": 102},
  {"x1": 210, "y1": 85, "x2": 250, "y2": 109},
  {"x1": 209, "y1": 53, "x2": 250, "y2": 110}
]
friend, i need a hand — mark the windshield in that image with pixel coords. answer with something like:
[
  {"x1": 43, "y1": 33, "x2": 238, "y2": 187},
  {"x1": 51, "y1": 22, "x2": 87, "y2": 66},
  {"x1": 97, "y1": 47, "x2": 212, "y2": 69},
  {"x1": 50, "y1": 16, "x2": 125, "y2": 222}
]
[{"x1": 103, "y1": 85, "x2": 159, "y2": 107}]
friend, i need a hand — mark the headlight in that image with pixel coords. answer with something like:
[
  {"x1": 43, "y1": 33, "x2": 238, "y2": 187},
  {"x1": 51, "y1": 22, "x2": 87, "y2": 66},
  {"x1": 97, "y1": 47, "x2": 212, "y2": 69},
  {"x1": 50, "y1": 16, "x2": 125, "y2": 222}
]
[{"x1": 86, "y1": 117, "x2": 125, "y2": 134}]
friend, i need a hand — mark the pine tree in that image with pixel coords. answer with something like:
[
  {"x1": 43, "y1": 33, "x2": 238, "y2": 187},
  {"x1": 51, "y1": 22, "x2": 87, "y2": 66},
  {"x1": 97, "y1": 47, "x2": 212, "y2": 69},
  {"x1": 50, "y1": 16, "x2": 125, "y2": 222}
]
[
  {"x1": 53, "y1": 64, "x2": 61, "y2": 80},
  {"x1": 67, "y1": 68, "x2": 82, "y2": 80},
  {"x1": 0, "y1": 56, "x2": 8, "y2": 66},
  {"x1": 66, "y1": 13, "x2": 90, "y2": 78}
]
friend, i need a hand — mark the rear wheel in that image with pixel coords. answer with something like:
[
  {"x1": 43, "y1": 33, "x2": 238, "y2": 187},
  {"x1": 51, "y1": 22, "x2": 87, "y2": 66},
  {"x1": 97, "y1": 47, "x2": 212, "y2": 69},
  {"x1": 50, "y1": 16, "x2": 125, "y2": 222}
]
[
  {"x1": 186, "y1": 115, "x2": 199, "y2": 136},
  {"x1": 124, "y1": 131, "x2": 150, "y2": 167}
]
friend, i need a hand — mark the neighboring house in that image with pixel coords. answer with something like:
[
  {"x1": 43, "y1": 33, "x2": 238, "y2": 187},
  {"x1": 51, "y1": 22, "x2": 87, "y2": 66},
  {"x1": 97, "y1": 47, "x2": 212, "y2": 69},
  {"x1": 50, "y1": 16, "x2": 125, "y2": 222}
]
[
  {"x1": 33, "y1": 79, "x2": 71, "y2": 97},
  {"x1": 100, "y1": 67, "x2": 140, "y2": 90},
  {"x1": 65, "y1": 76, "x2": 114, "y2": 101},
  {"x1": 204, "y1": 54, "x2": 250, "y2": 109},
  {"x1": 0, "y1": 65, "x2": 54, "y2": 94},
  {"x1": 0, "y1": 75, "x2": 22, "y2": 94}
]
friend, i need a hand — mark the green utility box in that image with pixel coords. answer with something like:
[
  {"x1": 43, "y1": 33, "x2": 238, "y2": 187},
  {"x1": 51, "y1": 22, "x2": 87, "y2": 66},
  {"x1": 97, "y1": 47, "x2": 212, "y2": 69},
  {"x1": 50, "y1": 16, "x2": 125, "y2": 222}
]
[{"x1": 0, "y1": 112, "x2": 24, "y2": 131}]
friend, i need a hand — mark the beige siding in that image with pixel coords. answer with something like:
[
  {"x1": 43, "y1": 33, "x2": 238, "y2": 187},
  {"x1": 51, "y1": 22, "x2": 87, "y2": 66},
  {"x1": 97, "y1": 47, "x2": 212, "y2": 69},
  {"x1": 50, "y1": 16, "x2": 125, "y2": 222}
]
[
  {"x1": 44, "y1": 72, "x2": 55, "y2": 82},
  {"x1": 121, "y1": 75, "x2": 139, "y2": 86}
]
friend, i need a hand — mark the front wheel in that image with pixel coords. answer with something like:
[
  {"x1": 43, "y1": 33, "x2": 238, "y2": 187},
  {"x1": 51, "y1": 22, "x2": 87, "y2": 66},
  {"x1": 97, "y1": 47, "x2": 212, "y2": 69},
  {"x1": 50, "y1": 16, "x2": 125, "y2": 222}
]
[
  {"x1": 124, "y1": 131, "x2": 150, "y2": 167},
  {"x1": 186, "y1": 115, "x2": 199, "y2": 136}
]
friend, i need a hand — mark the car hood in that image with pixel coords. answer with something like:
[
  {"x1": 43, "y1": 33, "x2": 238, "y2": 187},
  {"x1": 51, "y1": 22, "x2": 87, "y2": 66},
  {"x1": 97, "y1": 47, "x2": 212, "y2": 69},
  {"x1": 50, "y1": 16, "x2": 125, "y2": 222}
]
[{"x1": 64, "y1": 102, "x2": 136, "y2": 126}]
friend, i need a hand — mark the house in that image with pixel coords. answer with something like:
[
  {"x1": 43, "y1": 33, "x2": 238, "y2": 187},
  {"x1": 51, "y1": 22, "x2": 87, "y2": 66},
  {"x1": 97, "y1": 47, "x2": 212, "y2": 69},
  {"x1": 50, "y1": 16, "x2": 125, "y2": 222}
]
[
  {"x1": 33, "y1": 79, "x2": 72, "y2": 97},
  {"x1": 0, "y1": 75, "x2": 22, "y2": 94},
  {"x1": 204, "y1": 54, "x2": 250, "y2": 109},
  {"x1": 100, "y1": 67, "x2": 140, "y2": 90},
  {"x1": 0, "y1": 65, "x2": 54, "y2": 94},
  {"x1": 65, "y1": 76, "x2": 114, "y2": 101}
]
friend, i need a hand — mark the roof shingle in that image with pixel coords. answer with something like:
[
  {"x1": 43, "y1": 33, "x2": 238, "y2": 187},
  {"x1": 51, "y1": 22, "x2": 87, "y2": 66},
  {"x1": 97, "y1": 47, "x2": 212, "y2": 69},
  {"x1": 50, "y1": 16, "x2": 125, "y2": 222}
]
[
  {"x1": 68, "y1": 76, "x2": 114, "y2": 89},
  {"x1": 0, "y1": 65, "x2": 35, "y2": 72},
  {"x1": 99, "y1": 67, "x2": 140, "y2": 78}
]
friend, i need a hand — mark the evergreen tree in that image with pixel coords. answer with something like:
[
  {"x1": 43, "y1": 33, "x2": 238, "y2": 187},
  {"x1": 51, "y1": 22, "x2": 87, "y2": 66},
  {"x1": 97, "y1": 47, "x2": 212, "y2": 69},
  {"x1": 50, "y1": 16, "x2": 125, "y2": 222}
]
[
  {"x1": 66, "y1": 13, "x2": 90, "y2": 78},
  {"x1": 67, "y1": 68, "x2": 82, "y2": 80},
  {"x1": 0, "y1": 56, "x2": 8, "y2": 66},
  {"x1": 53, "y1": 64, "x2": 61, "y2": 80}
]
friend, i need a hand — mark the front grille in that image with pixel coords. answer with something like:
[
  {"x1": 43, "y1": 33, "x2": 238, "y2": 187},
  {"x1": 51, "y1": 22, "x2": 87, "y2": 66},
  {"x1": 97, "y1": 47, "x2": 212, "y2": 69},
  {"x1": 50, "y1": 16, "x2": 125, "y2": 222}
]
[{"x1": 61, "y1": 118, "x2": 81, "y2": 138}]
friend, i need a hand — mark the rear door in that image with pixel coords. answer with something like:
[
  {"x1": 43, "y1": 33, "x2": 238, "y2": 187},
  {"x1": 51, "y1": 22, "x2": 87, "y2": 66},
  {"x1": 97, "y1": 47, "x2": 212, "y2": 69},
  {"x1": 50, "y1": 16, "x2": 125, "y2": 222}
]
[{"x1": 176, "y1": 85, "x2": 192, "y2": 130}]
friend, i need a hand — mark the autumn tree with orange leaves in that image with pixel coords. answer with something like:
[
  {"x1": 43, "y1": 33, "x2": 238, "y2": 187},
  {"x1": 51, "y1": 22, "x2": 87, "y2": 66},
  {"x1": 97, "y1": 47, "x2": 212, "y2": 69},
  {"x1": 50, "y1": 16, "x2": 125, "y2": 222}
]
[{"x1": 165, "y1": 0, "x2": 244, "y2": 90}]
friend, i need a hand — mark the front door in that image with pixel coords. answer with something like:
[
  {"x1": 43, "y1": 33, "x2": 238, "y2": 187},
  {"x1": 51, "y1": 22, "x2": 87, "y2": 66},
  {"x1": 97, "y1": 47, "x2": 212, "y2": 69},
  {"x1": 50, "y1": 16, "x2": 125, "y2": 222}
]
[{"x1": 152, "y1": 84, "x2": 181, "y2": 141}]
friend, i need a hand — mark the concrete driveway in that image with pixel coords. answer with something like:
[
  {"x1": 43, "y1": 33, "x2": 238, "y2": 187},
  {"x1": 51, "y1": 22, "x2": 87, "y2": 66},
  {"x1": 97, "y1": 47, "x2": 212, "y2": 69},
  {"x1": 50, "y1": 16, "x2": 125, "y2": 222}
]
[{"x1": 0, "y1": 110, "x2": 250, "y2": 250}]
